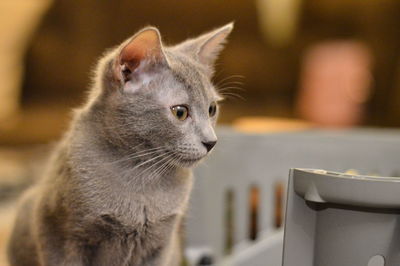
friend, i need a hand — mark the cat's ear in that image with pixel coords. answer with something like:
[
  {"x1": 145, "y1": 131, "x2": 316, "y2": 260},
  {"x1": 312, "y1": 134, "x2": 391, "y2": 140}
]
[
  {"x1": 114, "y1": 27, "x2": 168, "y2": 84},
  {"x1": 175, "y1": 23, "x2": 234, "y2": 73}
]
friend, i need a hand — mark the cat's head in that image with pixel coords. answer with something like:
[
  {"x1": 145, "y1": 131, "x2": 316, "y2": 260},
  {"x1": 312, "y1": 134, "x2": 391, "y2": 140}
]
[{"x1": 91, "y1": 23, "x2": 233, "y2": 168}]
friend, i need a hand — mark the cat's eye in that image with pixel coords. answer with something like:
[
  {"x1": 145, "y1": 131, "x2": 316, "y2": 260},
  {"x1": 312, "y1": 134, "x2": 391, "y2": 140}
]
[
  {"x1": 209, "y1": 102, "x2": 217, "y2": 117},
  {"x1": 171, "y1": 105, "x2": 189, "y2": 121}
]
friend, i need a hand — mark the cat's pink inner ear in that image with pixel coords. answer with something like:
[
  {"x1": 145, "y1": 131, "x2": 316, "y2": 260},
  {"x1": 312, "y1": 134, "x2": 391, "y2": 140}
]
[{"x1": 117, "y1": 28, "x2": 165, "y2": 81}]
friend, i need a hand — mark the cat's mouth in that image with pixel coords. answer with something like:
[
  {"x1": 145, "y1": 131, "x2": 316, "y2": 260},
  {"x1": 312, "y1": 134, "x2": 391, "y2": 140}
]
[{"x1": 174, "y1": 155, "x2": 205, "y2": 167}]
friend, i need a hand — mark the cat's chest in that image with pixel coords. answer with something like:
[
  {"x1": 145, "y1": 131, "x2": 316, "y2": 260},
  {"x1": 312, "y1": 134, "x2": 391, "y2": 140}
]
[
  {"x1": 95, "y1": 210, "x2": 178, "y2": 240},
  {"x1": 93, "y1": 187, "x2": 187, "y2": 227},
  {"x1": 87, "y1": 211, "x2": 179, "y2": 266},
  {"x1": 84, "y1": 169, "x2": 193, "y2": 225}
]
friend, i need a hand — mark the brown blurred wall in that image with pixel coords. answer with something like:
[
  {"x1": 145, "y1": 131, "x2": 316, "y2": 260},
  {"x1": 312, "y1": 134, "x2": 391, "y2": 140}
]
[{"x1": 18, "y1": 0, "x2": 400, "y2": 127}]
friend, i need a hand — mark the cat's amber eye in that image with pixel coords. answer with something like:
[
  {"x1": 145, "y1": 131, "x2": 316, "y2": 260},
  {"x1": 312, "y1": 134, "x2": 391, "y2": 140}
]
[
  {"x1": 171, "y1": 105, "x2": 189, "y2": 121},
  {"x1": 209, "y1": 102, "x2": 217, "y2": 117}
]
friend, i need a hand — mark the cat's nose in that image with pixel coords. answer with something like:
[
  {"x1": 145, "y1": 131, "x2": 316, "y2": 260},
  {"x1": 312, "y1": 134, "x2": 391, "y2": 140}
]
[{"x1": 202, "y1": 141, "x2": 217, "y2": 152}]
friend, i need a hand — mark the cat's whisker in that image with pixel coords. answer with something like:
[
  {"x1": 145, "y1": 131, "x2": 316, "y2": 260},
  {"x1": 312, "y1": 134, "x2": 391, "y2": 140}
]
[
  {"x1": 133, "y1": 150, "x2": 175, "y2": 177},
  {"x1": 217, "y1": 80, "x2": 245, "y2": 89},
  {"x1": 107, "y1": 151, "x2": 161, "y2": 166},
  {"x1": 137, "y1": 152, "x2": 176, "y2": 186},
  {"x1": 152, "y1": 153, "x2": 181, "y2": 186},
  {"x1": 125, "y1": 145, "x2": 167, "y2": 157},
  {"x1": 150, "y1": 150, "x2": 182, "y2": 183},
  {"x1": 143, "y1": 153, "x2": 173, "y2": 177},
  {"x1": 212, "y1": 69, "x2": 225, "y2": 82},
  {"x1": 122, "y1": 152, "x2": 169, "y2": 182},
  {"x1": 127, "y1": 150, "x2": 174, "y2": 174},
  {"x1": 127, "y1": 142, "x2": 145, "y2": 151},
  {"x1": 215, "y1": 79, "x2": 245, "y2": 89},
  {"x1": 104, "y1": 145, "x2": 168, "y2": 166},
  {"x1": 138, "y1": 151, "x2": 172, "y2": 169},
  {"x1": 217, "y1": 83, "x2": 246, "y2": 100},
  {"x1": 219, "y1": 92, "x2": 246, "y2": 101},
  {"x1": 214, "y1": 74, "x2": 245, "y2": 88},
  {"x1": 218, "y1": 80, "x2": 245, "y2": 86},
  {"x1": 123, "y1": 151, "x2": 173, "y2": 188},
  {"x1": 217, "y1": 86, "x2": 245, "y2": 92},
  {"x1": 220, "y1": 80, "x2": 245, "y2": 85},
  {"x1": 119, "y1": 148, "x2": 164, "y2": 162},
  {"x1": 157, "y1": 158, "x2": 177, "y2": 184},
  {"x1": 147, "y1": 155, "x2": 177, "y2": 185}
]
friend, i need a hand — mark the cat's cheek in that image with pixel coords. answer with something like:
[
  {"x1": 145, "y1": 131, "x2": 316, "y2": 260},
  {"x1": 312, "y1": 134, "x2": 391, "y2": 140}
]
[{"x1": 174, "y1": 121, "x2": 193, "y2": 138}]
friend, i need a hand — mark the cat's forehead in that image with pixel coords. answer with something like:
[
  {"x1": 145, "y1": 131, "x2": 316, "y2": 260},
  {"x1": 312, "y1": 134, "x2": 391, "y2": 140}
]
[{"x1": 167, "y1": 53, "x2": 219, "y2": 101}]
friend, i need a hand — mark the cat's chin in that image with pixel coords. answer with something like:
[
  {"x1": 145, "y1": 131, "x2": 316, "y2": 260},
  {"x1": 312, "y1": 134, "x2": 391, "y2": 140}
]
[{"x1": 174, "y1": 157, "x2": 204, "y2": 168}]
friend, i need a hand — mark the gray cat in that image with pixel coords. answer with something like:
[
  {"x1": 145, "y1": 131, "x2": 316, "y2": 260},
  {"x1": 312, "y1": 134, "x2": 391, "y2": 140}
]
[{"x1": 7, "y1": 23, "x2": 233, "y2": 266}]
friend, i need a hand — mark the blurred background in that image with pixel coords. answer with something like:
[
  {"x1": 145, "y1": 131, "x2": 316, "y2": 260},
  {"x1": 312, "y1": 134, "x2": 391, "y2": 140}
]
[{"x1": 1, "y1": 0, "x2": 400, "y2": 264}]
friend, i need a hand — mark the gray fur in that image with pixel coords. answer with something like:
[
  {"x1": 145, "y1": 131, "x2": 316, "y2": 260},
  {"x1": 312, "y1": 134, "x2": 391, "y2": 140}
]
[{"x1": 7, "y1": 23, "x2": 233, "y2": 266}]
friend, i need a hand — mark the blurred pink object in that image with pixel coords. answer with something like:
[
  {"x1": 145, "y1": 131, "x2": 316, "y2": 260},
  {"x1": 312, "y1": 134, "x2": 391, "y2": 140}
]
[{"x1": 297, "y1": 41, "x2": 372, "y2": 127}]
